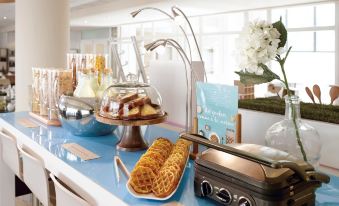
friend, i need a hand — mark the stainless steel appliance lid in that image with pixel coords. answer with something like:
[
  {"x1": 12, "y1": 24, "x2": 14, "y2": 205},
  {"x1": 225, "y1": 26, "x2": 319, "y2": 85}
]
[
  {"x1": 198, "y1": 147, "x2": 295, "y2": 183},
  {"x1": 180, "y1": 133, "x2": 330, "y2": 186}
]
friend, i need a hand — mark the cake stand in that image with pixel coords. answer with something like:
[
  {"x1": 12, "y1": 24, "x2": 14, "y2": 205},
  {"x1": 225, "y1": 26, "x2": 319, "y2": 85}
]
[{"x1": 96, "y1": 113, "x2": 167, "y2": 151}]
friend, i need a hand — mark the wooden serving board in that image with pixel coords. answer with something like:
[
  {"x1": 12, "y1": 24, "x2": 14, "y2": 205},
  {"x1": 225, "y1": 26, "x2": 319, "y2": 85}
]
[
  {"x1": 29, "y1": 112, "x2": 61, "y2": 126},
  {"x1": 95, "y1": 113, "x2": 167, "y2": 126}
]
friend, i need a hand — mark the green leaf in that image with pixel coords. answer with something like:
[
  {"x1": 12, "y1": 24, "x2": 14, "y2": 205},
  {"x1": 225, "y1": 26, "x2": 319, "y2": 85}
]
[
  {"x1": 235, "y1": 64, "x2": 280, "y2": 85},
  {"x1": 273, "y1": 20, "x2": 287, "y2": 48}
]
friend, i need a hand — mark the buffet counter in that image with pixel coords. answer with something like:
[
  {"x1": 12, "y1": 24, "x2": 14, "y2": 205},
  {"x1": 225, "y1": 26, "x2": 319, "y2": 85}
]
[{"x1": 0, "y1": 112, "x2": 338, "y2": 206}]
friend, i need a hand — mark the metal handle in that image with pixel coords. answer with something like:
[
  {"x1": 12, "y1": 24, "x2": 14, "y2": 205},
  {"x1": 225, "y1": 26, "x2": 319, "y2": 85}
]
[
  {"x1": 180, "y1": 133, "x2": 278, "y2": 168},
  {"x1": 110, "y1": 42, "x2": 127, "y2": 82},
  {"x1": 131, "y1": 36, "x2": 148, "y2": 84},
  {"x1": 179, "y1": 133, "x2": 330, "y2": 183}
]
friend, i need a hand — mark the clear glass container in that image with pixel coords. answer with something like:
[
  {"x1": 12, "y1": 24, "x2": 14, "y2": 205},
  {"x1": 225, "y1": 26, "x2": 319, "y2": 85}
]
[
  {"x1": 39, "y1": 69, "x2": 49, "y2": 116},
  {"x1": 99, "y1": 82, "x2": 164, "y2": 120},
  {"x1": 265, "y1": 96, "x2": 321, "y2": 167},
  {"x1": 31, "y1": 67, "x2": 40, "y2": 113},
  {"x1": 48, "y1": 69, "x2": 59, "y2": 120},
  {"x1": 89, "y1": 69, "x2": 99, "y2": 93},
  {"x1": 74, "y1": 71, "x2": 96, "y2": 98},
  {"x1": 95, "y1": 55, "x2": 105, "y2": 85},
  {"x1": 96, "y1": 69, "x2": 114, "y2": 99}
]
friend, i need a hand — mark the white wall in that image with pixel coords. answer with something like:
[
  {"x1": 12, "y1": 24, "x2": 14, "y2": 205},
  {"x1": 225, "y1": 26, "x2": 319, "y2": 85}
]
[
  {"x1": 16, "y1": 0, "x2": 70, "y2": 111},
  {"x1": 0, "y1": 31, "x2": 15, "y2": 49},
  {"x1": 70, "y1": 30, "x2": 81, "y2": 51},
  {"x1": 69, "y1": 28, "x2": 111, "y2": 53},
  {"x1": 81, "y1": 28, "x2": 110, "y2": 40},
  {"x1": 239, "y1": 109, "x2": 339, "y2": 170},
  {"x1": 0, "y1": 33, "x2": 5, "y2": 48}
]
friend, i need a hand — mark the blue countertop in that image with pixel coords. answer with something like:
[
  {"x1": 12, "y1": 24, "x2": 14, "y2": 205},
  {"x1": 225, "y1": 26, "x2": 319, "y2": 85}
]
[{"x1": 1, "y1": 112, "x2": 338, "y2": 205}]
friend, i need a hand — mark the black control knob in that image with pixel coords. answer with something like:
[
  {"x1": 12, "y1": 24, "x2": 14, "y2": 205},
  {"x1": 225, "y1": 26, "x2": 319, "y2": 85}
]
[
  {"x1": 238, "y1": 197, "x2": 252, "y2": 206},
  {"x1": 216, "y1": 188, "x2": 232, "y2": 204},
  {"x1": 201, "y1": 180, "x2": 213, "y2": 196}
]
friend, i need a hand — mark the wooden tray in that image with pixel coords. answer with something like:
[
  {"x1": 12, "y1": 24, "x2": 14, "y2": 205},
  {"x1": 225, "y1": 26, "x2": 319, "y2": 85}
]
[
  {"x1": 29, "y1": 112, "x2": 61, "y2": 126},
  {"x1": 95, "y1": 113, "x2": 168, "y2": 126}
]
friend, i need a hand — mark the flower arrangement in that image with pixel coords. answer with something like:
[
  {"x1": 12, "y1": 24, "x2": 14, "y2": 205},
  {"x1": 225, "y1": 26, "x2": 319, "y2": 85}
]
[{"x1": 235, "y1": 19, "x2": 308, "y2": 162}]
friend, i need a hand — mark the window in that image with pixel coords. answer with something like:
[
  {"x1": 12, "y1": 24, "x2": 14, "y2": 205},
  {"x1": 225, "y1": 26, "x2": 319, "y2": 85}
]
[
  {"x1": 202, "y1": 14, "x2": 227, "y2": 33},
  {"x1": 281, "y1": 4, "x2": 335, "y2": 85},
  {"x1": 316, "y1": 4, "x2": 335, "y2": 26},
  {"x1": 249, "y1": 10, "x2": 267, "y2": 21},
  {"x1": 117, "y1": 2, "x2": 337, "y2": 102},
  {"x1": 287, "y1": 6, "x2": 314, "y2": 28},
  {"x1": 271, "y1": 8, "x2": 287, "y2": 24},
  {"x1": 288, "y1": 31, "x2": 314, "y2": 51}
]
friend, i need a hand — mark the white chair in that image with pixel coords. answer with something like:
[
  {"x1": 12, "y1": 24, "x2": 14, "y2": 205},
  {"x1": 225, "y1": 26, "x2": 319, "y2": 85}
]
[
  {"x1": 0, "y1": 129, "x2": 22, "y2": 179},
  {"x1": 18, "y1": 145, "x2": 55, "y2": 206},
  {"x1": 49, "y1": 173, "x2": 90, "y2": 206},
  {"x1": 0, "y1": 129, "x2": 36, "y2": 205}
]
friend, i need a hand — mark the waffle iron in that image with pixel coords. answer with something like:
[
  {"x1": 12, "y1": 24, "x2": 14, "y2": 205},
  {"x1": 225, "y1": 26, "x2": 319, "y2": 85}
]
[{"x1": 180, "y1": 133, "x2": 330, "y2": 206}]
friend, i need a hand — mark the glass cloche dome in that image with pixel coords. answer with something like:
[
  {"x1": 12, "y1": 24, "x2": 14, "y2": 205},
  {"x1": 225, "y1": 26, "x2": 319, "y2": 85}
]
[{"x1": 99, "y1": 82, "x2": 164, "y2": 120}]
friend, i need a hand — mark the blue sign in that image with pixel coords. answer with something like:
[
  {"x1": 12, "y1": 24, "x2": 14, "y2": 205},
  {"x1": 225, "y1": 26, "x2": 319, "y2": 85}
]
[{"x1": 196, "y1": 82, "x2": 238, "y2": 144}]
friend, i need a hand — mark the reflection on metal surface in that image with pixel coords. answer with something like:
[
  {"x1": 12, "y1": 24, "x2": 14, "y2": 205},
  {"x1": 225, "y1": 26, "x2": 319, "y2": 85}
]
[
  {"x1": 1, "y1": 112, "x2": 338, "y2": 205},
  {"x1": 57, "y1": 95, "x2": 116, "y2": 136}
]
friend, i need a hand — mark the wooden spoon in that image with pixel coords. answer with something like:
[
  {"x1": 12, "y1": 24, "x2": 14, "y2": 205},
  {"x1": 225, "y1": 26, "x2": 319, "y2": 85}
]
[
  {"x1": 313, "y1": 84, "x2": 322, "y2": 104},
  {"x1": 329, "y1": 86, "x2": 339, "y2": 105},
  {"x1": 305, "y1": 87, "x2": 315, "y2": 104}
]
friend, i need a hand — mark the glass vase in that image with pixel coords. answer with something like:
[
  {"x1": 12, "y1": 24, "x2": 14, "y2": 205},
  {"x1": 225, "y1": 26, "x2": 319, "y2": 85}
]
[{"x1": 265, "y1": 95, "x2": 321, "y2": 167}]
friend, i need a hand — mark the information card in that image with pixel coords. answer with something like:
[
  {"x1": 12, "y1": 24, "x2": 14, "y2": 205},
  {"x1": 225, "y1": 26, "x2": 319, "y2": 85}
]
[{"x1": 196, "y1": 82, "x2": 238, "y2": 144}]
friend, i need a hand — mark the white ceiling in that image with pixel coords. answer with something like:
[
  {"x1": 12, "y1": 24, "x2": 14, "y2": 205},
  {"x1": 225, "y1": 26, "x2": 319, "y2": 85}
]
[
  {"x1": 70, "y1": 0, "x2": 331, "y2": 27},
  {"x1": 0, "y1": 0, "x2": 332, "y2": 31},
  {"x1": 0, "y1": 0, "x2": 99, "y2": 30},
  {"x1": 70, "y1": 0, "x2": 117, "y2": 10}
]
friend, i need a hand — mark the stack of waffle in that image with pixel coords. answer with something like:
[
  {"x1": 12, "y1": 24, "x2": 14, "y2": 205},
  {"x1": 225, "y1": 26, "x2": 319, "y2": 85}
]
[{"x1": 129, "y1": 138, "x2": 191, "y2": 197}]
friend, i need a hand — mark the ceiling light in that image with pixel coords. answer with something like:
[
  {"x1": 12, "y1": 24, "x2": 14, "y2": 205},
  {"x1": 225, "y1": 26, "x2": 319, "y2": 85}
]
[
  {"x1": 84, "y1": 20, "x2": 88, "y2": 24},
  {"x1": 171, "y1": 9, "x2": 179, "y2": 17},
  {"x1": 3, "y1": 17, "x2": 7, "y2": 20},
  {"x1": 130, "y1": 10, "x2": 141, "y2": 18}
]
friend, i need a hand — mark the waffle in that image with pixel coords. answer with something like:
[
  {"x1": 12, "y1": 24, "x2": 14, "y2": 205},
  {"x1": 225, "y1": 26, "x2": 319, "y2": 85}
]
[
  {"x1": 175, "y1": 138, "x2": 192, "y2": 147},
  {"x1": 136, "y1": 156, "x2": 162, "y2": 175},
  {"x1": 152, "y1": 166, "x2": 181, "y2": 198},
  {"x1": 151, "y1": 139, "x2": 190, "y2": 197},
  {"x1": 129, "y1": 166, "x2": 156, "y2": 194},
  {"x1": 149, "y1": 143, "x2": 172, "y2": 159},
  {"x1": 174, "y1": 145, "x2": 188, "y2": 153},
  {"x1": 152, "y1": 138, "x2": 173, "y2": 150},
  {"x1": 148, "y1": 138, "x2": 173, "y2": 159},
  {"x1": 129, "y1": 138, "x2": 173, "y2": 194},
  {"x1": 148, "y1": 147, "x2": 170, "y2": 160},
  {"x1": 143, "y1": 151, "x2": 165, "y2": 163},
  {"x1": 129, "y1": 137, "x2": 190, "y2": 197},
  {"x1": 164, "y1": 152, "x2": 186, "y2": 169}
]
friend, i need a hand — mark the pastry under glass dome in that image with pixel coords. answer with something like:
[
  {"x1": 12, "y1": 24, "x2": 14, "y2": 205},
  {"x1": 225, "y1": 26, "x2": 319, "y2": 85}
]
[
  {"x1": 97, "y1": 82, "x2": 167, "y2": 151},
  {"x1": 99, "y1": 82, "x2": 164, "y2": 120}
]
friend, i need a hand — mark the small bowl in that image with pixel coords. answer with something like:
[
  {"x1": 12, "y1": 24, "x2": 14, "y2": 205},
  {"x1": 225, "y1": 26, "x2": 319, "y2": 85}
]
[{"x1": 57, "y1": 95, "x2": 116, "y2": 136}]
